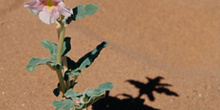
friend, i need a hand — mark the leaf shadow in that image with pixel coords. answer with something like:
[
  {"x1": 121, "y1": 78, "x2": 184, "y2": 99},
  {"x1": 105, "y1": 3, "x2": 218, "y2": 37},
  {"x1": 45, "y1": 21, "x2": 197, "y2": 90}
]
[
  {"x1": 76, "y1": 41, "x2": 107, "y2": 69},
  {"x1": 66, "y1": 7, "x2": 78, "y2": 24},
  {"x1": 66, "y1": 41, "x2": 108, "y2": 70},
  {"x1": 62, "y1": 37, "x2": 71, "y2": 56},
  {"x1": 92, "y1": 76, "x2": 179, "y2": 110}
]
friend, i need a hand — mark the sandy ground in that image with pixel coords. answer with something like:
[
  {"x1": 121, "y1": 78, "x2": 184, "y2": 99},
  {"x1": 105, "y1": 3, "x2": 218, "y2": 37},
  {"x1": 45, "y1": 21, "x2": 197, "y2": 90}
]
[{"x1": 0, "y1": 0, "x2": 220, "y2": 110}]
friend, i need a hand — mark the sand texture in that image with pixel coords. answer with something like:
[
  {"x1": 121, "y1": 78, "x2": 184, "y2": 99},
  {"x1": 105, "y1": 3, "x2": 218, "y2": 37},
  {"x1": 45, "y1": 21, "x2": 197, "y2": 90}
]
[{"x1": 0, "y1": 0, "x2": 220, "y2": 110}]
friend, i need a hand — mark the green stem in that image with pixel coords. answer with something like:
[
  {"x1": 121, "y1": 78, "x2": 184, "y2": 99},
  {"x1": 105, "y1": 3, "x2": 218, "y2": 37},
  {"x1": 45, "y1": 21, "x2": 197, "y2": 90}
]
[
  {"x1": 56, "y1": 21, "x2": 67, "y2": 94},
  {"x1": 56, "y1": 69, "x2": 66, "y2": 93},
  {"x1": 56, "y1": 22, "x2": 65, "y2": 65}
]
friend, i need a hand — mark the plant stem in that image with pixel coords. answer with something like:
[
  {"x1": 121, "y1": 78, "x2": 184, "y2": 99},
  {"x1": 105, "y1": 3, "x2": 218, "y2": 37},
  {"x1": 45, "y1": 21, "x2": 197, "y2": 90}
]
[
  {"x1": 56, "y1": 69, "x2": 66, "y2": 93},
  {"x1": 63, "y1": 56, "x2": 70, "y2": 88},
  {"x1": 56, "y1": 21, "x2": 67, "y2": 94},
  {"x1": 56, "y1": 22, "x2": 65, "y2": 65}
]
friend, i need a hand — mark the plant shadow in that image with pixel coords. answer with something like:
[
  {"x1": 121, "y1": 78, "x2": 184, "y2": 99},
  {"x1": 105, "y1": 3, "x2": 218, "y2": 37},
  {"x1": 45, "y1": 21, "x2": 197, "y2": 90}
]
[{"x1": 92, "y1": 76, "x2": 179, "y2": 110}]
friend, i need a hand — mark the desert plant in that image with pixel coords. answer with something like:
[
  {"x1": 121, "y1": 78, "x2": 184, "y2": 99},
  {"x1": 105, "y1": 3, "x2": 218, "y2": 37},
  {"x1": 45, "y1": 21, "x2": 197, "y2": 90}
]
[{"x1": 24, "y1": 0, "x2": 113, "y2": 110}]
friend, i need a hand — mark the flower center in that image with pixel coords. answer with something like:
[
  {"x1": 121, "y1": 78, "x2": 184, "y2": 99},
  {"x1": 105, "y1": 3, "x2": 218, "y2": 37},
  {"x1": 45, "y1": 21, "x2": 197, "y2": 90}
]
[{"x1": 44, "y1": 0, "x2": 57, "y2": 12}]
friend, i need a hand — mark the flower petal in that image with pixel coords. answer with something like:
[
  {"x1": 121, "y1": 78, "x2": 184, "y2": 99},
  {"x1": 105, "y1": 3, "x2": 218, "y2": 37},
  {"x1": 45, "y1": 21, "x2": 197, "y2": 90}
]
[
  {"x1": 24, "y1": 0, "x2": 44, "y2": 14},
  {"x1": 39, "y1": 7, "x2": 51, "y2": 24},
  {"x1": 39, "y1": 6, "x2": 59, "y2": 24},
  {"x1": 50, "y1": 8, "x2": 60, "y2": 23},
  {"x1": 57, "y1": 2, "x2": 73, "y2": 17}
]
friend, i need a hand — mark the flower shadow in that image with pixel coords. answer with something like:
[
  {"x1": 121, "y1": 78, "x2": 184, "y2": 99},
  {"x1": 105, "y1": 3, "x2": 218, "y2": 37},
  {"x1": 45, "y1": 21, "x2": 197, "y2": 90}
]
[
  {"x1": 127, "y1": 76, "x2": 179, "y2": 101},
  {"x1": 92, "y1": 76, "x2": 179, "y2": 110}
]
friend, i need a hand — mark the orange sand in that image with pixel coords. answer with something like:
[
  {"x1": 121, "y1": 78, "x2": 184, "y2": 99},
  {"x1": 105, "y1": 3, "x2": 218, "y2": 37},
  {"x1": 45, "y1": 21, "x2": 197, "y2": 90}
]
[{"x1": 0, "y1": 0, "x2": 219, "y2": 109}]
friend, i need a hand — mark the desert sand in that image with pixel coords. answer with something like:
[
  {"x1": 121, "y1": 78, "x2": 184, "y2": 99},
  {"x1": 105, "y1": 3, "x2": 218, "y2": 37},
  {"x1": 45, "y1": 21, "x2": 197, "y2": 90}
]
[{"x1": 0, "y1": 0, "x2": 220, "y2": 110}]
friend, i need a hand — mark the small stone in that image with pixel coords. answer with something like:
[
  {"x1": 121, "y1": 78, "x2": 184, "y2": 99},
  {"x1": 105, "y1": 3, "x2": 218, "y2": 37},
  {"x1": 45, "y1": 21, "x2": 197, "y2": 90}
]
[
  {"x1": 170, "y1": 98, "x2": 175, "y2": 102},
  {"x1": 199, "y1": 94, "x2": 202, "y2": 97},
  {"x1": 24, "y1": 92, "x2": 26, "y2": 95},
  {"x1": 21, "y1": 104, "x2": 25, "y2": 107},
  {"x1": 2, "y1": 92, "x2": 5, "y2": 95}
]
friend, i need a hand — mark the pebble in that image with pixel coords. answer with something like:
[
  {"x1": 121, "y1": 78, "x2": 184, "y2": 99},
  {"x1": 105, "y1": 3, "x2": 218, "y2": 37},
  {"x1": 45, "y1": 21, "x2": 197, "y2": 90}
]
[
  {"x1": 199, "y1": 94, "x2": 202, "y2": 97},
  {"x1": 21, "y1": 104, "x2": 25, "y2": 107},
  {"x1": 170, "y1": 98, "x2": 175, "y2": 102},
  {"x1": 2, "y1": 92, "x2": 5, "y2": 95}
]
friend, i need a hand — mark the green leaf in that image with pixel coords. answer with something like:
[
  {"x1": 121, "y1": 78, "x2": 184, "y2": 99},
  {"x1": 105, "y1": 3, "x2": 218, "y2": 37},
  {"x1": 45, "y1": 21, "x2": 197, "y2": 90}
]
[
  {"x1": 75, "y1": 41, "x2": 108, "y2": 71},
  {"x1": 76, "y1": 94, "x2": 104, "y2": 110},
  {"x1": 64, "y1": 89, "x2": 82, "y2": 99},
  {"x1": 41, "y1": 40, "x2": 57, "y2": 59},
  {"x1": 66, "y1": 71, "x2": 81, "y2": 79},
  {"x1": 41, "y1": 38, "x2": 71, "y2": 59},
  {"x1": 52, "y1": 99, "x2": 75, "y2": 110},
  {"x1": 26, "y1": 58, "x2": 53, "y2": 72},
  {"x1": 83, "y1": 82, "x2": 113, "y2": 97},
  {"x1": 75, "y1": 82, "x2": 114, "y2": 109},
  {"x1": 66, "y1": 4, "x2": 99, "y2": 23},
  {"x1": 26, "y1": 39, "x2": 71, "y2": 72},
  {"x1": 98, "y1": 82, "x2": 114, "y2": 92},
  {"x1": 83, "y1": 88, "x2": 102, "y2": 97},
  {"x1": 66, "y1": 41, "x2": 107, "y2": 79},
  {"x1": 76, "y1": 4, "x2": 99, "y2": 20}
]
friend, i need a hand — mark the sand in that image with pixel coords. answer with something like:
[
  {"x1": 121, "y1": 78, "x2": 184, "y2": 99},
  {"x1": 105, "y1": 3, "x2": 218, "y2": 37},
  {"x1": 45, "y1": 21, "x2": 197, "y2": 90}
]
[{"x1": 0, "y1": 0, "x2": 219, "y2": 110}]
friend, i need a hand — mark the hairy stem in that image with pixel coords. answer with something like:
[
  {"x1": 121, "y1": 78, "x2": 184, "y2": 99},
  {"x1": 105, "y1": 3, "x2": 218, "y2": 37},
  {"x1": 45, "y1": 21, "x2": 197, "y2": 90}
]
[
  {"x1": 56, "y1": 69, "x2": 66, "y2": 93},
  {"x1": 56, "y1": 22, "x2": 66, "y2": 65},
  {"x1": 56, "y1": 20, "x2": 67, "y2": 94}
]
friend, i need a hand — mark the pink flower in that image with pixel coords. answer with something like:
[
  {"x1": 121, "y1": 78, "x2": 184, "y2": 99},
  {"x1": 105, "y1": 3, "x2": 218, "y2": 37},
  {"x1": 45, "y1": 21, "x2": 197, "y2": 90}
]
[{"x1": 24, "y1": 0, "x2": 73, "y2": 24}]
